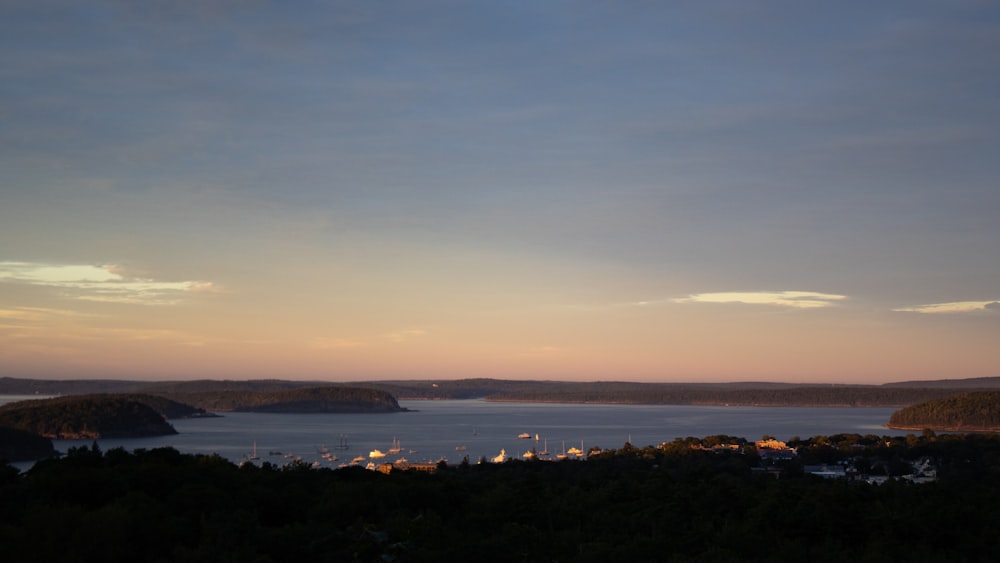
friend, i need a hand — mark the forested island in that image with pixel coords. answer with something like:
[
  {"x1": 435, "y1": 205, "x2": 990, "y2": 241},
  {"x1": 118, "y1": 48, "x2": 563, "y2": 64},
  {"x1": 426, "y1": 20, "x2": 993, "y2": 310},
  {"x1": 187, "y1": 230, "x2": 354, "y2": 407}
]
[
  {"x1": 0, "y1": 395, "x2": 177, "y2": 440},
  {"x1": 157, "y1": 386, "x2": 406, "y2": 413},
  {"x1": 888, "y1": 391, "x2": 1000, "y2": 431},
  {"x1": 2, "y1": 432, "x2": 999, "y2": 561}
]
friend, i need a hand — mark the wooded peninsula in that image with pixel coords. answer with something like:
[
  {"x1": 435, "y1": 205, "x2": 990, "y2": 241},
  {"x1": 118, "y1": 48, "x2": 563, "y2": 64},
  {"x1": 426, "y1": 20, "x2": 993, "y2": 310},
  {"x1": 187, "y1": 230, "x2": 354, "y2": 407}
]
[{"x1": 888, "y1": 391, "x2": 1000, "y2": 432}]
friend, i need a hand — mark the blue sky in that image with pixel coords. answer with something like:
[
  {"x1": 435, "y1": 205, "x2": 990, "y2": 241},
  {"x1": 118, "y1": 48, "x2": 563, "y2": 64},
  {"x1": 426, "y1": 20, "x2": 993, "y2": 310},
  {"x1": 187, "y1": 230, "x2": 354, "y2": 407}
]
[{"x1": 1, "y1": 1, "x2": 998, "y2": 382}]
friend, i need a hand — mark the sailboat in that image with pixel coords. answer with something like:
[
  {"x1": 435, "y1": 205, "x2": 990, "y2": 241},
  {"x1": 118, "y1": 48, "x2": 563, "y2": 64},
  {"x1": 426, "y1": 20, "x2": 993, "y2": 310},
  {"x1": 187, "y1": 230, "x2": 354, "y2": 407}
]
[
  {"x1": 556, "y1": 441, "x2": 568, "y2": 460},
  {"x1": 539, "y1": 438, "x2": 549, "y2": 456},
  {"x1": 492, "y1": 448, "x2": 507, "y2": 463},
  {"x1": 240, "y1": 441, "x2": 260, "y2": 467},
  {"x1": 335, "y1": 434, "x2": 349, "y2": 450},
  {"x1": 388, "y1": 437, "x2": 402, "y2": 454}
]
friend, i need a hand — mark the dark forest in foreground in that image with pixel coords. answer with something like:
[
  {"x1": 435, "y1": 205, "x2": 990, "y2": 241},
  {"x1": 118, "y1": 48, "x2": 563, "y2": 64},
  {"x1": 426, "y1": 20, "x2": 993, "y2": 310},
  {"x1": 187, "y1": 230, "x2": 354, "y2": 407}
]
[{"x1": 3, "y1": 432, "x2": 1000, "y2": 562}]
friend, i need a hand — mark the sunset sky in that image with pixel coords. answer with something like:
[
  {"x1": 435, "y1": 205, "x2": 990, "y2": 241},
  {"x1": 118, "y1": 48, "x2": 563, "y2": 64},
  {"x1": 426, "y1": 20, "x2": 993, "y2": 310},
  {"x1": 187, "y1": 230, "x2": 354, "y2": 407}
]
[{"x1": 2, "y1": 1, "x2": 998, "y2": 384}]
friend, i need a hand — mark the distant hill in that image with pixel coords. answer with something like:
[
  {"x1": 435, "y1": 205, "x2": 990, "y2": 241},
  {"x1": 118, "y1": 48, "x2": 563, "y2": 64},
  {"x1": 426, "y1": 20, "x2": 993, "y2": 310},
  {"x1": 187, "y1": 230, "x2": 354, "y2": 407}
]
[
  {"x1": 0, "y1": 377, "x2": 326, "y2": 396},
  {"x1": 354, "y1": 379, "x2": 968, "y2": 407},
  {"x1": 881, "y1": 377, "x2": 1000, "y2": 389},
  {"x1": 4, "y1": 376, "x2": 1000, "y2": 408},
  {"x1": 0, "y1": 395, "x2": 177, "y2": 439},
  {"x1": 888, "y1": 391, "x2": 1000, "y2": 431}
]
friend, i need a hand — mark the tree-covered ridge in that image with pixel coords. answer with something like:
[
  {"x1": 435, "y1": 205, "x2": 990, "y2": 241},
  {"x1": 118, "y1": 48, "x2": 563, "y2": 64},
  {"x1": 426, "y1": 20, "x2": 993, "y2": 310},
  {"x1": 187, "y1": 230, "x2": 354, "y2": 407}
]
[
  {"x1": 113, "y1": 394, "x2": 214, "y2": 419},
  {"x1": 0, "y1": 395, "x2": 177, "y2": 439},
  {"x1": 5, "y1": 376, "x2": 1000, "y2": 407},
  {"x1": 159, "y1": 386, "x2": 405, "y2": 413},
  {"x1": 888, "y1": 391, "x2": 1000, "y2": 431},
  {"x1": 365, "y1": 379, "x2": 969, "y2": 406},
  {"x1": 485, "y1": 383, "x2": 965, "y2": 407},
  {"x1": 2, "y1": 433, "x2": 1000, "y2": 561}
]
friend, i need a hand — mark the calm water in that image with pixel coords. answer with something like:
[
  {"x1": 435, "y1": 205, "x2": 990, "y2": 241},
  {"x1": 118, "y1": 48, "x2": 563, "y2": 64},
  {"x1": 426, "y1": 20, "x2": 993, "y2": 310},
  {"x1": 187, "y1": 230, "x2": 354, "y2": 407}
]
[{"x1": 3, "y1": 398, "x2": 901, "y2": 468}]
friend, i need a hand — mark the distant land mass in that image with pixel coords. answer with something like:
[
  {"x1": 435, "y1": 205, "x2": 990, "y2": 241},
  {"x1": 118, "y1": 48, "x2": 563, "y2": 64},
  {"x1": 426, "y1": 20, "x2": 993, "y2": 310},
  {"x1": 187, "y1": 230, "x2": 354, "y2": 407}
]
[
  {"x1": 354, "y1": 377, "x2": 1000, "y2": 407},
  {"x1": 157, "y1": 386, "x2": 406, "y2": 413},
  {"x1": 4, "y1": 376, "x2": 1000, "y2": 407},
  {"x1": 0, "y1": 395, "x2": 177, "y2": 440},
  {"x1": 887, "y1": 391, "x2": 1000, "y2": 432}
]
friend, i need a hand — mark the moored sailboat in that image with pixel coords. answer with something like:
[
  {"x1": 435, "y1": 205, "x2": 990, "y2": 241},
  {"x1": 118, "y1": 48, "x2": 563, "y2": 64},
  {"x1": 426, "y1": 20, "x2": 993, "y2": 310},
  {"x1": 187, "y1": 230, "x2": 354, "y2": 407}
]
[{"x1": 388, "y1": 437, "x2": 402, "y2": 454}]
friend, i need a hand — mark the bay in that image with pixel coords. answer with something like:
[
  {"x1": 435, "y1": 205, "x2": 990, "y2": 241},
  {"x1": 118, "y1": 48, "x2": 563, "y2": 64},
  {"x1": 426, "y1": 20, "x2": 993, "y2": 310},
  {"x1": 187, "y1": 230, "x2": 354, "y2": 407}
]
[{"x1": 22, "y1": 399, "x2": 900, "y2": 468}]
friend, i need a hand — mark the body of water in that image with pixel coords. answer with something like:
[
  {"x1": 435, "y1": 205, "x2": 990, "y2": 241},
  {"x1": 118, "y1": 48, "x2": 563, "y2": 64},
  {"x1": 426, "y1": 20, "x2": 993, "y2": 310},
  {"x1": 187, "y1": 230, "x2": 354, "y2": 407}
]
[{"x1": 4, "y1": 398, "x2": 902, "y2": 468}]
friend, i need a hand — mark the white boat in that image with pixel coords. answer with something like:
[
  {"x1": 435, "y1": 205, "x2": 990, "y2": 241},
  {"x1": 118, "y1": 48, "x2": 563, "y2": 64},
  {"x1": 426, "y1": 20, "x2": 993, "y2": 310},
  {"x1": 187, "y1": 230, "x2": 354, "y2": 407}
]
[
  {"x1": 523, "y1": 450, "x2": 536, "y2": 460},
  {"x1": 556, "y1": 441, "x2": 568, "y2": 460},
  {"x1": 539, "y1": 439, "x2": 549, "y2": 456},
  {"x1": 492, "y1": 448, "x2": 507, "y2": 463},
  {"x1": 388, "y1": 437, "x2": 402, "y2": 454},
  {"x1": 517, "y1": 432, "x2": 531, "y2": 439},
  {"x1": 369, "y1": 449, "x2": 387, "y2": 459}
]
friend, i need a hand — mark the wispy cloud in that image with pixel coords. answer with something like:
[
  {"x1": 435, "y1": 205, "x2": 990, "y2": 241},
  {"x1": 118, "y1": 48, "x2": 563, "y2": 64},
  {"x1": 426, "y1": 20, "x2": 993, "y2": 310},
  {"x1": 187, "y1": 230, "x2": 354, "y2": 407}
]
[
  {"x1": 674, "y1": 291, "x2": 847, "y2": 309},
  {"x1": 893, "y1": 300, "x2": 1000, "y2": 314},
  {"x1": 0, "y1": 306, "x2": 95, "y2": 322},
  {"x1": 0, "y1": 261, "x2": 213, "y2": 305},
  {"x1": 309, "y1": 337, "x2": 368, "y2": 350},
  {"x1": 384, "y1": 329, "x2": 428, "y2": 343}
]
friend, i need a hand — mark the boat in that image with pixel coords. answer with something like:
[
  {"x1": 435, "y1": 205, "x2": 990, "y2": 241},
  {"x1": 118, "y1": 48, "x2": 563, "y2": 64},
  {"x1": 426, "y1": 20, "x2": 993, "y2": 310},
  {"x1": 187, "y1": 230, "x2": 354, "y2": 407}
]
[
  {"x1": 455, "y1": 445, "x2": 467, "y2": 451},
  {"x1": 245, "y1": 441, "x2": 259, "y2": 462},
  {"x1": 388, "y1": 437, "x2": 402, "y2": 454},
  {"x1": 492, "y1": 448, "x2": 507, "y2": 463},
  {"x1": 351, "y1": 455, "x2": 366, "y2": 464},
  {"x1": 556, "y1": 441, "x2": 568, "y2": 460},
  {"x1": 567, "y1": 440, "x2": 585, "y2": 457},
  {"x1": 539, "y1": 439, "x2": 549, "y2": 456},
  {"x1": 523, "y1": 450, "x2": 536, "y2": 460},
  {"x1": 369, "y1": 449, "x2": 387, "y2": 459},
  {"x1": 335, "y1": 434, "x2": 349, "y2": 450},
  {"x1": 517, "y1": 432, "x2": 531, "y2": 439}
]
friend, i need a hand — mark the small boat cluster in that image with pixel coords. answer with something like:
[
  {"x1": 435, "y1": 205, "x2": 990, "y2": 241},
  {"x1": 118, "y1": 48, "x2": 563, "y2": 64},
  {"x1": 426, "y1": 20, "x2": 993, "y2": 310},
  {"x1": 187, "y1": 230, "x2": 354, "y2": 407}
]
[{"x1": 240, "y1": 431, "x2": 598, "y2": 471}]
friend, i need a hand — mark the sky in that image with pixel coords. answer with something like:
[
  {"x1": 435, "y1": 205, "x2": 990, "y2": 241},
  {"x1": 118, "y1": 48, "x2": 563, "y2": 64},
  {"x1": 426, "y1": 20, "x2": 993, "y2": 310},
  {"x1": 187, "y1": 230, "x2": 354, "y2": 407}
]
[{"x1": 2, "y1": 1, "x2": 999, "y2": 384}]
